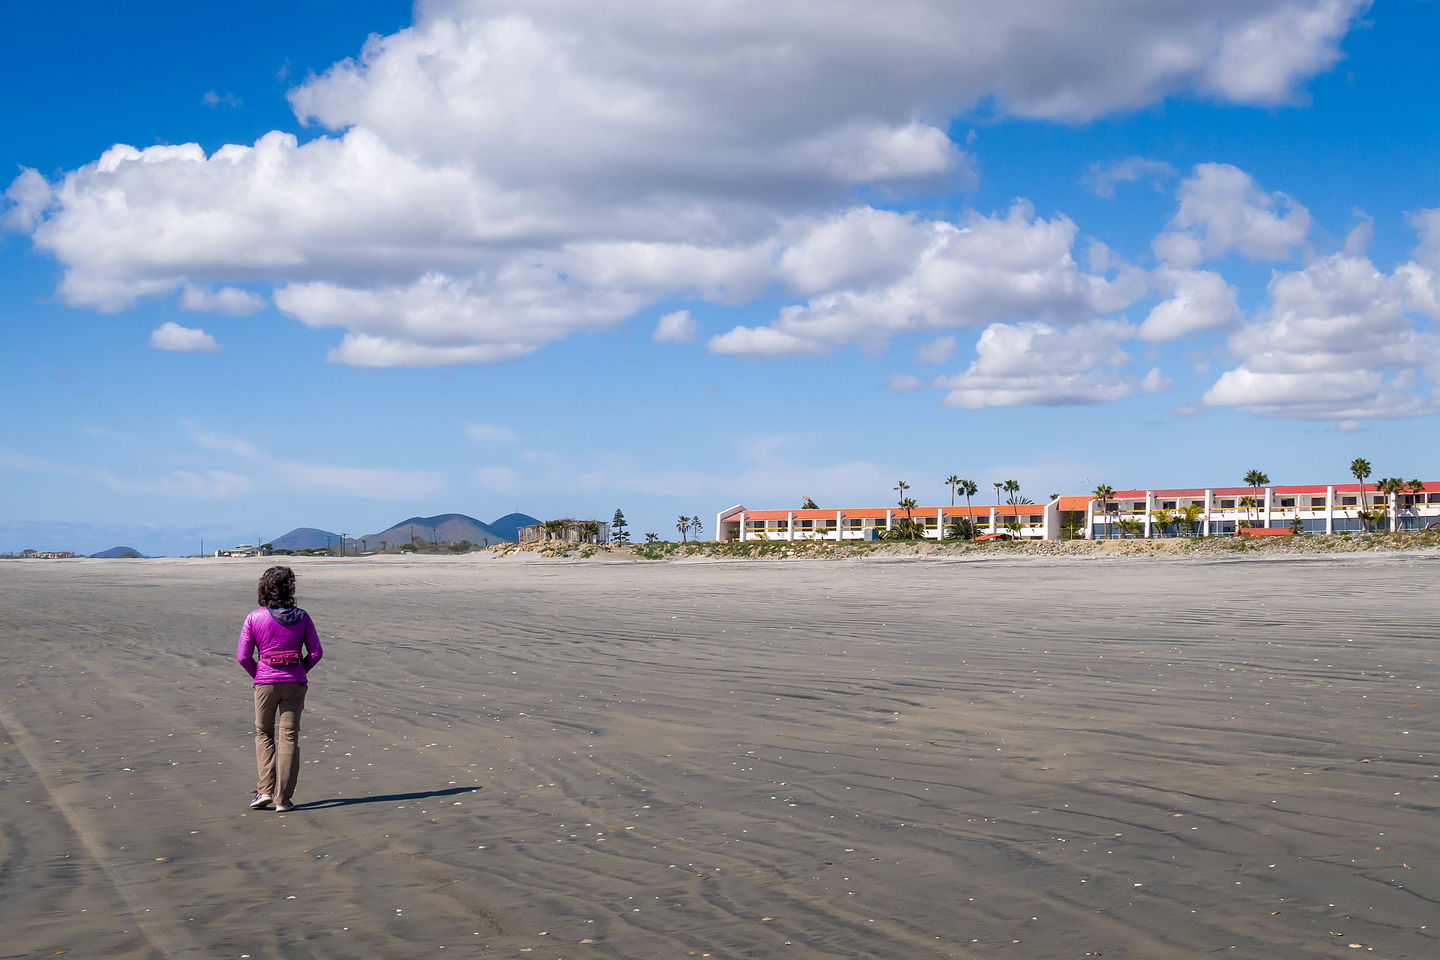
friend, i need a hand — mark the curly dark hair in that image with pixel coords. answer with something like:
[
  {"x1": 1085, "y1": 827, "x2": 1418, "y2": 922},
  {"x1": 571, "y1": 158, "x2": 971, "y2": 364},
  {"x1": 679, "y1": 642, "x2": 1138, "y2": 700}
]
[{"x1": 258, "y1": 565, "x2": 297, "y2": 608}]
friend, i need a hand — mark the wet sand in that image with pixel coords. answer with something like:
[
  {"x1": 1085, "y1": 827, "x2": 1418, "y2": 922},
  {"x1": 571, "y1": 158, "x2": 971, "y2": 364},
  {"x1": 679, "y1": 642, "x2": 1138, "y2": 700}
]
[{"x1": 2, "y1": 553, "x2": 1439, "y2": 959}]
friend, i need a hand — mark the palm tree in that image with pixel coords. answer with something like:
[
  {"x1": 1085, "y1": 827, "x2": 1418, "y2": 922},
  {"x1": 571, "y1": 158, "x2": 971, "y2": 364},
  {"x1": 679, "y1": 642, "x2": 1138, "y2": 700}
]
[
  {"x1": 897, "y1": 497, "x2": 920, "y2": 538},
  {"x1": 945, "y1": 475, "x2": 960, "y2": 507},
  {"x1": 893, "y1": 480, "x2": 914, "y2": 528},
  {"x1": 676, "y1": 516, "x2": 690, "y2": 543},
  {"x1": 1375, "y1": 477, "x2": 1405, "y2": 532},
  {"x1": 582, "y1": 520, "x2": 601, "y2": 543},
  {"x1": 801, "y1": 496, "x2": 818, "y2": 510},
  {"x1": 1238, "y1": 495, "x2": 1257, "y2": 528},
  {"x1": 1409, "y1": 478, "x2": 1427, "y2": 530},
  {"x1": 1243, "y1": 469, "x2": 1270, "y2": 526},
  {"x1": 1151, "y1": 508, "x2": 1173, "y2": 539},
  {"x1": 959, "y1": 479, "x2": 978, "y2": 536},
  {"x1": 1118, "y1": 518, "x2": 1142, "y2": 539},
  {"x1": 1092, "y1": 483, "x2": 1114, "y2": 539},
  {"x1": 1000, "y1": 479, "x2": 1018, "y2": 534},
  {"x1": 1350, "y1": 457, "x2": 1372, "y2": 530},
  {"x1": 1181, "y1": 503, "x2": 1205, "y2": 538},
  {"x1": 947, "y1": 516, "x2": 975, "y2": 540}
]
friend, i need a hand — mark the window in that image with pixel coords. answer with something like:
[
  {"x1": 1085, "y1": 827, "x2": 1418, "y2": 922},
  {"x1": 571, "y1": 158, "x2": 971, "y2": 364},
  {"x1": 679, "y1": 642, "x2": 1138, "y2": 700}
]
[
  {"x1": 799, "y1": 519, "x2": 813, "y2": 528},
  {"x1": 1280, "y1": 498, "x2": 1294, "y2": 507},
  {"x1": 1342, "y1": 497, "x2": 1356, "y2": 505},
  {"x1": 1429, "y1": 493, "x2": 1440, "y2": 504},
  {"x1": 1220, "y1": 499, "x2": 1235, "y2": 508},
  {"x1": 1162, "y1": 501, "x2": 1176, "y2": 510}
]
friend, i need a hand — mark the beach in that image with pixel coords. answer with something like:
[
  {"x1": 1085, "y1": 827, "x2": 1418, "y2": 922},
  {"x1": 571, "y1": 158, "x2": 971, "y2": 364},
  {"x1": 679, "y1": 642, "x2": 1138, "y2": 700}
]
[{"x1": 3, "y1": 552, "x2": 1438, "y2": 959}]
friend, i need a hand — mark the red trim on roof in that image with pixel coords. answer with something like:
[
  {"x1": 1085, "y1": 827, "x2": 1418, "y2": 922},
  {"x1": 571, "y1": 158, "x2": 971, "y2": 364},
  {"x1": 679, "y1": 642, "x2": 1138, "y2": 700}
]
[
  {"x1": 731, "y1": 504, "x2": 1039, "y2": 521},
  {"x1": 1107, "y1": 481, "x2": 1437, "y2": 498}
]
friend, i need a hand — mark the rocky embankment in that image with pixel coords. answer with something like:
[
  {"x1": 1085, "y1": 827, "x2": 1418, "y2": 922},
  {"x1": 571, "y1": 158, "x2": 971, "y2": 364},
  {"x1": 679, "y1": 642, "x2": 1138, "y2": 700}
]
[{"x1": 490, "y1": 530, "x2": 1440, "y2": 561}]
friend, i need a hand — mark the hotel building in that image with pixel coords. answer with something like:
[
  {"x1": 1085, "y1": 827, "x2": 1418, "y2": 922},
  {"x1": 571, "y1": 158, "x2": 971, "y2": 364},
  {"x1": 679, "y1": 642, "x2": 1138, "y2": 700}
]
[{"x1": 716, "y1": 481, "x2": 1439, "y2": 543}]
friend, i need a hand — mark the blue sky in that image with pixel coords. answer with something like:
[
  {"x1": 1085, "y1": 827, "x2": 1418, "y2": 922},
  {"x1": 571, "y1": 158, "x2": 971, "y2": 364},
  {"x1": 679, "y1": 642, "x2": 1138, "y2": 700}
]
[{"x1": 5, "y1": 0, "x2": 1440, "y2": 555}]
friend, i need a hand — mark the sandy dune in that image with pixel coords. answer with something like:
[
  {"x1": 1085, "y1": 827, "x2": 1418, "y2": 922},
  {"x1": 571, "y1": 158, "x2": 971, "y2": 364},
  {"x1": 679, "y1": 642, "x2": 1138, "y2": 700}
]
[{"x1": 3, "y1": 552, "x2": 1439, "y2": 958}]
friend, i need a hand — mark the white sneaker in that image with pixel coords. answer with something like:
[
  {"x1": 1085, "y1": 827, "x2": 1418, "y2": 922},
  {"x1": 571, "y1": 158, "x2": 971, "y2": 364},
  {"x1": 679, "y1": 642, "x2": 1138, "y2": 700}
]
[
  {"x1": 250, "y1": 792, "x2": 273, "y2": 809},
  {"x1": 274, "y1": 800, "x2": 295, "y2": 812}
]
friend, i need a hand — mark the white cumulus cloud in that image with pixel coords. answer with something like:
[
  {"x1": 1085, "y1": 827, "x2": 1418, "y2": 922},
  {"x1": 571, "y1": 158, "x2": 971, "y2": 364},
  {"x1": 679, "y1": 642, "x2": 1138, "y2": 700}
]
[
  {"x1": 711, "y1": 203, "x2": 1147, "y2": 358},
  {"x1": 935, "y1": 319, "x2": 1141, "y2": 409},
  {"x1": 149, "y1": 321, "x2": 222, "y2": 353},
  {"x1": 179, "y1": 284, "x2": 265, "y2": 315},
  {"x1": 1203, "y1": 253, "x2": 1440, "y2": 419},
  {"x1": 1140, "y1": 268, "x2": 1243, "y2": 342},
  {"x1": 1153, "y1": 163, "x2": 1312, "y2": 268},
  {"x1": 7, "y1": 1, "x2": 1366, "y2": 368},
  {"x1": 653, "y1": 310, "x2": 699, "y2": 344}
]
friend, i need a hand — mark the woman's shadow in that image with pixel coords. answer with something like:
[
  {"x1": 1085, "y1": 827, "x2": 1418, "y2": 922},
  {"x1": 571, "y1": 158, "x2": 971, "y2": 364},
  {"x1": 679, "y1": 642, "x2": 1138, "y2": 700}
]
[{"x1": 293, "y1": 786, "x2": 478, "y2": 810}]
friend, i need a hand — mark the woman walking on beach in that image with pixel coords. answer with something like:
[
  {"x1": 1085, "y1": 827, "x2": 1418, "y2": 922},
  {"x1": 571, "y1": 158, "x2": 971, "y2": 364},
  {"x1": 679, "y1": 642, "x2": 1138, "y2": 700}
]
[{"x1": 236, "y1": 566, "x2": 323, "y2": 812}]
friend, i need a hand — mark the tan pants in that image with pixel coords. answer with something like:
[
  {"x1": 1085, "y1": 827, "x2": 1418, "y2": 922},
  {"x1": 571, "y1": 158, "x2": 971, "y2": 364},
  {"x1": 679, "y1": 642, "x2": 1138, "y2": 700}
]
[{"x1": 253, "y1": 683, "x2": 306, "y2": 802}]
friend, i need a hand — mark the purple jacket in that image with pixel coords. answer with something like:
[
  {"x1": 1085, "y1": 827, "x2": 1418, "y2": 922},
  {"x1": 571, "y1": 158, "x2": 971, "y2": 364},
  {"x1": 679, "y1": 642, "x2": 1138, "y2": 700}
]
[{"x1": 237, "y1": 606, "x2": 323, "y2": 685}]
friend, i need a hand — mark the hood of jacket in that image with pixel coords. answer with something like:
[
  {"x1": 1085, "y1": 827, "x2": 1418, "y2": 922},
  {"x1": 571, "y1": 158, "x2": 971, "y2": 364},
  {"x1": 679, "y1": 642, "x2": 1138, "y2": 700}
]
[{"x1": 266, "y1": 606, "x2": 307, "y2": 626}]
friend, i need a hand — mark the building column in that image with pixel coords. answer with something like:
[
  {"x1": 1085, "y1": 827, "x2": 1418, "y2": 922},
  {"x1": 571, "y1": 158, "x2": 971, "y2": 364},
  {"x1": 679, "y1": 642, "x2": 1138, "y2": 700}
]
[
  {"x1": 738, "y1": 511, "x2": 747, "y2": 542},
  {"x1": 1084, "y1": 501, "x2": 1095, "y2": 540},
  {"x1": 787, "y1": 511, "x2": 795, "y2": 541},
  {"x1": 1144, "y1": 491, "x2": 1155, "y2": 538},
  {"x1": 885, "y1": 510, "x2": 893, "y2": 533},
  {"x1": 936, "y1": 508, "x2": 945, "y2": 540},
  {"x1": 835, "y1": 509, "x2": 844, "y2": 541},
  {"x1": 1325, "y1": 487, "x2": 1334, "y2": 534},
  {"x1": 989, "y1": 507, "x2": 998, "y2": 534},
  {"x1": 1203, "y1": 490, "x2": 1213, "y2": 536},
  {"x1": 1390, "y1": 492, "x2": 1399, "y2": 532},
  {"x1": 1042, "y1": 498, "x2": 1059, "y2": 540},
  {"x1": 1263, "y1": 488, "x2": 1273, "y2": 528}
]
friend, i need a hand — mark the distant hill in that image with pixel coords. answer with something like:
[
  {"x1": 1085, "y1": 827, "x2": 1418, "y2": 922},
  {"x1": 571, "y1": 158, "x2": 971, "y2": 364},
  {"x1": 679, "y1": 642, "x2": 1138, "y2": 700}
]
[
  {"x1": 360, "y1": 513, "x2": 511, "y2": 549},
  {"x1": 487, "y1": 512, "x2": 541, "y2": 541},
  {"x1": 270, "y1": 527, "x2": 340, "y2": 551},
  {"x1": 90, "y1": 546, "x2": 144, "y2": 558}
]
